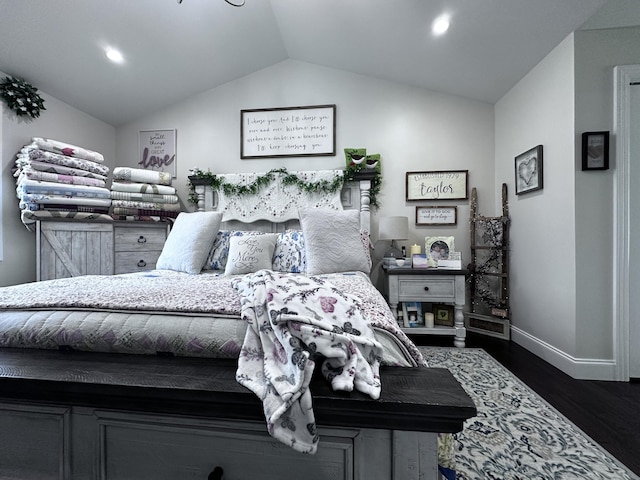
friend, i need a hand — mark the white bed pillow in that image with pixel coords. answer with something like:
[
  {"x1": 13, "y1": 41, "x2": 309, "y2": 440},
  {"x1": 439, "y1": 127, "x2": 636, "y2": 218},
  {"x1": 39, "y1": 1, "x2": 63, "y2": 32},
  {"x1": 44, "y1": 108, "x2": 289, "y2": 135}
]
[
  {"x1": 156, "y1": 211, "x2": 223, "y2": 274},
  {"x1": 299, "y1": 208, "x2": 371, "y2": 275},
  {"x1": 224, "y1": 234, "x2": 278, "y2": 275}
]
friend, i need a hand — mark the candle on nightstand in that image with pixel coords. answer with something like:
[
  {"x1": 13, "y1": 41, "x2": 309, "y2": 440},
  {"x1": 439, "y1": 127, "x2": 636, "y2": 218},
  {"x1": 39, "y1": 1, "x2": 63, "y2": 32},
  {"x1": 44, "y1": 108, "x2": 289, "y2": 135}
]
[
  {"x1": 410, "y1": 244, "x2": 421, "y2": 257},
  {"x1": 424, "y1": 312, "x2": 435, "y2": 328}
]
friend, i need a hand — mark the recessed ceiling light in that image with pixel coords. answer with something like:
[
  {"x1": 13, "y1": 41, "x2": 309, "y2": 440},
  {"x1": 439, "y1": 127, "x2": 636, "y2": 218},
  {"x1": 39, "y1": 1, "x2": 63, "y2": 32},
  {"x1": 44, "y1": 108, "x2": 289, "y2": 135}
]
[
  {"x1": 105, "y1": 47, "x2": 124, "y2": 64},
  {"x1": 432, "y1": 15, "x2": 450, "y2": 36}
]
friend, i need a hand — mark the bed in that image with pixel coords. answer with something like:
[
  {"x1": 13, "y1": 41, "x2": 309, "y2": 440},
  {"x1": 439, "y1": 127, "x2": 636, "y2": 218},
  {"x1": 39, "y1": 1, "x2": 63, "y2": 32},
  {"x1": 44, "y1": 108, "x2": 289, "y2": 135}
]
[{"x1": 0, "y1": 170, "x2": 475, "y2": 479}]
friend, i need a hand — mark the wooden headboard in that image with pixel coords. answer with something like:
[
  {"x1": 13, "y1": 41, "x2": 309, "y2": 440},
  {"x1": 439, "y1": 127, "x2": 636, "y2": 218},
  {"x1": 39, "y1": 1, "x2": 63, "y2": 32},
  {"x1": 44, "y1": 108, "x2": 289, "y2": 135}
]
[{"x1": 190, "y1": 170, "x2": 374, "y2": 234}]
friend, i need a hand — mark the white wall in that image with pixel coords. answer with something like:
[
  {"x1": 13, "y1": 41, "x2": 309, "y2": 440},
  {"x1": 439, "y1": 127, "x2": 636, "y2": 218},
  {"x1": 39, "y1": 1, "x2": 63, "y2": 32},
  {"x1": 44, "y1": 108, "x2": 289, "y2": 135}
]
[
  {"x1": 574, "y1": 26, "x2": 640, "y2": 360},
  {"x1": 495, "y1": 27, "x2": 640, "y2": 380},
  {"x1": 495, "y1": 36, "x2": 578, "y2": 357},
  {"x1": 0, "y1": 70, "x2": 115, "y2": 286},
  {"x1": 116, "y1": 60, "x2": 495, "y2": 275}
]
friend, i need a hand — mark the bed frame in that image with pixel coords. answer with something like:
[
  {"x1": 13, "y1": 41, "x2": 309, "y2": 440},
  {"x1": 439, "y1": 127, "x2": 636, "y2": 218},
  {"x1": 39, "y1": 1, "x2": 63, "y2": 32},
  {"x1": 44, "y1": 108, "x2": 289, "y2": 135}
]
[{"x1": 0, "y1": 171, "x2": 476, "y2": 479}]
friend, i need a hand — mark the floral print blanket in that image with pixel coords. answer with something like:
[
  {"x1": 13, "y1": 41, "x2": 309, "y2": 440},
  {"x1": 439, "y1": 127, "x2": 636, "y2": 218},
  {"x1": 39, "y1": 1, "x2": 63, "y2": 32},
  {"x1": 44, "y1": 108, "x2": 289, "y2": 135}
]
[{"x1": 233, "y1": 269, "x2": 384, "y2": 454}]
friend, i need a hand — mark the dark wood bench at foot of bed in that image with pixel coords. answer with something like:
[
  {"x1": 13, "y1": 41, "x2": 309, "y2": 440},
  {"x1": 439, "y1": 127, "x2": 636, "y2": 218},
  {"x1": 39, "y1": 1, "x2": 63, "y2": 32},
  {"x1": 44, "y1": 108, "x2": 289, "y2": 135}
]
[{"x1": 0, "y1": 348, "x2": 476, "y2": 480}]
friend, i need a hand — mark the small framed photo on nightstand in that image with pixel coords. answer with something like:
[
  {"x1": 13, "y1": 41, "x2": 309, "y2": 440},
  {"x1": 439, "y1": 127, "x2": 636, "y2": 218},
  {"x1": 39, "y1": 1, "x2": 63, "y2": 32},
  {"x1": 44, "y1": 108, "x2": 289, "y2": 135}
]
[
  {"x1": 402, "y1": 302, "x2": 424, "y2": 328},
  {"x1": 433, "y1": 304, "x2": 455, "y2": 327}
]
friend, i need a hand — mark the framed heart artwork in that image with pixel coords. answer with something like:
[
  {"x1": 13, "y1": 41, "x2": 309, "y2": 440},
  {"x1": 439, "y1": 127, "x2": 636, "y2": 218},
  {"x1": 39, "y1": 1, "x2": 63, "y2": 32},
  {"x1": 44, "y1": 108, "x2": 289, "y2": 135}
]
[{"x1": 514, "y1": 145, "x2": 543, "y2": 195}]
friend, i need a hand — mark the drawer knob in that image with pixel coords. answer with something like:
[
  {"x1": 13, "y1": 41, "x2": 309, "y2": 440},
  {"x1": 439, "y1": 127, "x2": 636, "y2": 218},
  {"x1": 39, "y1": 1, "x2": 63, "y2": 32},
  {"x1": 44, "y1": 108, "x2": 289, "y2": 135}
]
[
  {"x1": 208, "y1": 466, "x2": 224, "y2": 480},
  {"x1": 423, "y1": 286, "x2": 430, "y2": 292},
  {"x1": 137, "y1": 260, "x2": 147, "y2": 267},
  {"x1": 137, "y1": 235, "x2": 147, "y2": 243}
]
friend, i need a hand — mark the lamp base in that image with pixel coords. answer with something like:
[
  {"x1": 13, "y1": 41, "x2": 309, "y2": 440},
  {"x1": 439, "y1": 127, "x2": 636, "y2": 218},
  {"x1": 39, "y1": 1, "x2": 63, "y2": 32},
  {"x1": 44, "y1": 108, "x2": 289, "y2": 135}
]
[{"x1": 383, "y1": 246, "x2": 403, "y2": 259}]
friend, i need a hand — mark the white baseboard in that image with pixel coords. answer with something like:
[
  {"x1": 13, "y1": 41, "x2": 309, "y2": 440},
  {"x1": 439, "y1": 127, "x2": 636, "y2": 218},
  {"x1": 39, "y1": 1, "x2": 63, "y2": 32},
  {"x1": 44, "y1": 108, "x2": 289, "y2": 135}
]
[{"x1": 510, "y1": 326, "x2": 618, "y2": 381}]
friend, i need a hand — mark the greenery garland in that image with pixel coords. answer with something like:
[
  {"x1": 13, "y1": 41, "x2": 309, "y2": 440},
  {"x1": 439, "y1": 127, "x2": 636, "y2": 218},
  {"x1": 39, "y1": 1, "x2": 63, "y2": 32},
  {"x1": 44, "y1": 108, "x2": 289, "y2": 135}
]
[
  {"x1": 188, "y1": 166, "x2": 381, "y2": 208},
  {"x1": 0, "y1": 76, "x2": 46, "y2": 119}
]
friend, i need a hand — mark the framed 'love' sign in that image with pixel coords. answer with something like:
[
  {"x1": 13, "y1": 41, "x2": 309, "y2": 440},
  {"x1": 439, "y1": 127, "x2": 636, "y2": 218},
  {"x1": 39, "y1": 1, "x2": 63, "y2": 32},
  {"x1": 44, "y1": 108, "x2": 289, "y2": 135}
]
[{"x1": 515, "y1": 145, "x2": 543, "y2": 195}]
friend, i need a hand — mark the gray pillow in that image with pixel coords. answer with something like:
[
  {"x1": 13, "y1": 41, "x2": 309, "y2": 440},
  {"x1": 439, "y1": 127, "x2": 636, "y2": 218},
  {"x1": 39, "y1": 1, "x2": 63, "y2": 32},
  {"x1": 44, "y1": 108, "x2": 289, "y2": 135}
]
[
  {"x1": 299, "y1": 208, "x2": 370, "y2": 275},
  {"x1": 224, "y1": 233, "x2": 278, "y2": 275},
  {"x1": 156, "y1": 211, "x2": 223, "y2": 274}
]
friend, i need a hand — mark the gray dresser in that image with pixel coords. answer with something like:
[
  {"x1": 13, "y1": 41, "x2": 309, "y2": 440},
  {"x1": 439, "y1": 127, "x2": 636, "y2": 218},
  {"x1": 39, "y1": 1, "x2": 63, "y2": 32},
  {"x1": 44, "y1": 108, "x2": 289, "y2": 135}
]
[{"x1": 36, "y1": 220, "x2": 170, "y2": 280}]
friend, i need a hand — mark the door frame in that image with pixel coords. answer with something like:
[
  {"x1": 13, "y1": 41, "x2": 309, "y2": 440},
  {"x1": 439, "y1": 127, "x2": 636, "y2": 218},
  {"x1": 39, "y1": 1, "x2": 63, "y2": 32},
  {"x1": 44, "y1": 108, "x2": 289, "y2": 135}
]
[{"x1": 613, "y1": 65, "x2": 640, "y2": 381}]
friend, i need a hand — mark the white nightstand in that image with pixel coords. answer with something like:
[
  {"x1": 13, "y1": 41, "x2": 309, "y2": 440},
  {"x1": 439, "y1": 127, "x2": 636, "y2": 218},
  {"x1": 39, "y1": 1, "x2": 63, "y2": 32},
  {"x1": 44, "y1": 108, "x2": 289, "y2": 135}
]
[{"x1": 382, "y1": 265, "x2": 467, "y2": 348}]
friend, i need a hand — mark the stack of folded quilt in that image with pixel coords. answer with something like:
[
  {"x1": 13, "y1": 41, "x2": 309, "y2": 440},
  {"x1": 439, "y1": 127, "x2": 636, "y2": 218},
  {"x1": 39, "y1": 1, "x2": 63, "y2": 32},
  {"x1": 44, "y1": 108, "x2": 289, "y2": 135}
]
[
  {"x1": 110, "y1": 167, "x2": 181, "y2": 220},
  {"x1": 14, "y1": 137, "x2": 112, "y2": 229}
]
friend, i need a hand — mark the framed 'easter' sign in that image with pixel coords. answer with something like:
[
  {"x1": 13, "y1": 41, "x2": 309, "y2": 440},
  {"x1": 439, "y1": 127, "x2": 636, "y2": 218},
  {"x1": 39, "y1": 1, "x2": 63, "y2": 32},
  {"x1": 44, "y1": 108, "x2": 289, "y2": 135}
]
[{"x1": 515, "y1": 145, "x2": 543, "y2": 195}]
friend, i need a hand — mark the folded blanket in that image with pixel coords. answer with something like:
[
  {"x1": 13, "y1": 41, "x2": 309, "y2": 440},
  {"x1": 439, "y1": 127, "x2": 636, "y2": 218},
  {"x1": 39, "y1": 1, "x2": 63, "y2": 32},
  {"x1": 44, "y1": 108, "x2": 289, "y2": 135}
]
[
  {"x1": 17, "y1": 179, "x2": 111, "y2": 199},
  {"x1": 112, "y1": 167, "x2": 172, "y2": 186},
  {"x1": 111, "y1": 199, "x2": 181, "y2": 211},
  {"x1": 233, "y1": 269, "x2": 383, "y2": 454},
  {"x1": 110, "y1": 214, "x2": 175, "y2": 222},
  {"x1": 111, "y1": 207, "x2": 180, "y2": 218},
  {"x1": 17, "y1": 168, "x2": 106, "y2": 188},
  {"x1": 18, "y1": 149, "x2": 110, "y2": 176},
  {"x1": 20, "y1": 203, "x2": 110, "y2": 213},
  {"x1": 30, "y1": 137, "x2": 105, "y2": 163},
  {"x1": 111, "y1": 181, "x2": 176, "y2": 195},
  {"x1": 14, "y1": 159, "x2": 108, "y2": 181},
  {"x1": 19, "y1": 194, "x2": 112, "y2": 210},
  {"x1": 20, "y1": 209, "x2": 114, "y2": 230},
  {"x1": 110, "y1": 191, "x2": 178, "y2": 204}
]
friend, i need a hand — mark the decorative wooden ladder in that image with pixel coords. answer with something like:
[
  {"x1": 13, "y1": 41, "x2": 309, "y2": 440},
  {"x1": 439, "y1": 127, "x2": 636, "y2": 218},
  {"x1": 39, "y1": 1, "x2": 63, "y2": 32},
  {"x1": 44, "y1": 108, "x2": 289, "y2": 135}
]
[{"x1": 466, "y1": 183, "x2": 511, "y2": 339}]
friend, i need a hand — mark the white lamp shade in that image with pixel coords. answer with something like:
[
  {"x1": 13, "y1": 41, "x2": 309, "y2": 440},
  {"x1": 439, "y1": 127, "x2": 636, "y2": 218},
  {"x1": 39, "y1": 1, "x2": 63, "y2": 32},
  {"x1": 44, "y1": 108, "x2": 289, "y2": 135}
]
[{"x1": 378, "y1": 216, "x2": 409, "y2": 241}]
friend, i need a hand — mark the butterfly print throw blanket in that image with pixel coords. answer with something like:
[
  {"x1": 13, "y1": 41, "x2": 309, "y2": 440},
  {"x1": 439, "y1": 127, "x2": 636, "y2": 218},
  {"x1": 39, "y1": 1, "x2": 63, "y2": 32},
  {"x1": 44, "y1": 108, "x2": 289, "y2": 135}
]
[{"x1": 232, "y1": 269, "x2": 383, "y2": 454}]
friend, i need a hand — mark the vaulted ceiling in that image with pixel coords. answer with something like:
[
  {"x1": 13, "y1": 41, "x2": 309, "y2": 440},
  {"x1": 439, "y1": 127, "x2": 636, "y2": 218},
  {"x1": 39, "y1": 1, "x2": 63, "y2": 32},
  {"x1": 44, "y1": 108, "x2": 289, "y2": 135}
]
[{"x1": 0, "y1": 0, "x2": 636, "y2": 126}]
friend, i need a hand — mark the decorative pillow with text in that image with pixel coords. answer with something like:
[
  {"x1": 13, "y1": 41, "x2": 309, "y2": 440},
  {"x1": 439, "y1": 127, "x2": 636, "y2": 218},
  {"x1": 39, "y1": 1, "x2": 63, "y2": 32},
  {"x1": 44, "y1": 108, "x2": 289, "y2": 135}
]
[
  {"x1": 224, "y1": 234, "x2": 278, "y2": 276},
  {"x1": 205, "y1": 230, "x2": 264, "y2": 271}
]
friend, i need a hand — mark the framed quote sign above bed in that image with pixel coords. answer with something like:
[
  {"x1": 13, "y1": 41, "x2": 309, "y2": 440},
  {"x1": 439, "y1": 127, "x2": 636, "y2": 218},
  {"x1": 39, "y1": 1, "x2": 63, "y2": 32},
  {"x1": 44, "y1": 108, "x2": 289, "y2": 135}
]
[{"x1": 240, "y1": 104, "x2": 336, "y2": 159}]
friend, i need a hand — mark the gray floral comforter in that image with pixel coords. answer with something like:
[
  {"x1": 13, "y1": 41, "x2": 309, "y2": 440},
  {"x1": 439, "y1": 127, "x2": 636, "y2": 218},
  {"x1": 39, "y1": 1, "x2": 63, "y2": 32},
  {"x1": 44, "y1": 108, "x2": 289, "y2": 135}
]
[{"x1": 0, "y1": 269, "x2": 424, "y2": 365}]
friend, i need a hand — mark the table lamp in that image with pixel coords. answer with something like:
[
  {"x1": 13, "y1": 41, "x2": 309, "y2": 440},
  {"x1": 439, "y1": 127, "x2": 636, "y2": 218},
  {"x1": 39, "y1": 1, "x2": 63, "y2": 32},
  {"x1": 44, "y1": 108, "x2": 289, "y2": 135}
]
[{"x1": 378, "y1": 216, "x2": 409, "y2": 259}]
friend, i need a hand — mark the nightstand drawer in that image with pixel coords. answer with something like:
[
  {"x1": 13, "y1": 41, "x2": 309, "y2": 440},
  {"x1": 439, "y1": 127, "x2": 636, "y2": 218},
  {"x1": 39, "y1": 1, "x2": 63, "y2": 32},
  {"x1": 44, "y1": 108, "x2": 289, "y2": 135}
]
[
  {"x1": 115, "y1": 251, "x2": 163, "y2": 274},
  {"x1": 398, "y1": 277, "x2": 456, "y2": 300},
  {"x1": 114, "y1": 226, "x2": 167, "y2": 252}
]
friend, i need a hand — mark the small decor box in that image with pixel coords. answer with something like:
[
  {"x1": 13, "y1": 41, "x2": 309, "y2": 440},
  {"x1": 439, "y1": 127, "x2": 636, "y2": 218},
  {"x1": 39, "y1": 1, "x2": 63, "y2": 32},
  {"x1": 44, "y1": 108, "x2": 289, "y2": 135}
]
[
  {"x1": 437, "y1": 259, "x2": 462, "y2": 269},
  {"x1": 412, "y1": 253, "x2": 429, "y2": 268},
  {"x1": 437, "y1": 251, "x2": 461, "y2": 269}
]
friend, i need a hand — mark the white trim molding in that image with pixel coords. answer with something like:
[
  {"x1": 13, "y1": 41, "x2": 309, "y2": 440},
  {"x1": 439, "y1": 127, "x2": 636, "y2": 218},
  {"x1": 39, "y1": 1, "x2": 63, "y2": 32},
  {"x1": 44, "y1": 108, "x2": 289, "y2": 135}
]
[{"x1": 511, "y1": 326, "x2": 617, "y2": 381}]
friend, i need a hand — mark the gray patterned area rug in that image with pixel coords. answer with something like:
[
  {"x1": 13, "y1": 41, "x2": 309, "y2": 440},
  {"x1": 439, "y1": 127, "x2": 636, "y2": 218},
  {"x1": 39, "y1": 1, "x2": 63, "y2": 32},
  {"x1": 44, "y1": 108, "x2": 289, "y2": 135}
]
[{"x1": 420, "y1": 347, "x2": 640, "y2": 480}]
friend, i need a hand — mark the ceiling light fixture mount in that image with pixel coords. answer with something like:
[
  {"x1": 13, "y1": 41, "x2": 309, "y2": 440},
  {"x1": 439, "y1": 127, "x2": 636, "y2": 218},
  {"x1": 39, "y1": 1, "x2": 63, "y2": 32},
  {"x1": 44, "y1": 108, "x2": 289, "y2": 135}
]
[
  {"x1": 105, "y1": 47, "x2": 124, "y2": 64},
  {"x1": 432, "y1": 15, "x2": 450, "y2": 35},
  {"x1": 177, "y1": 0, "x2": 245, "y2": 5}
]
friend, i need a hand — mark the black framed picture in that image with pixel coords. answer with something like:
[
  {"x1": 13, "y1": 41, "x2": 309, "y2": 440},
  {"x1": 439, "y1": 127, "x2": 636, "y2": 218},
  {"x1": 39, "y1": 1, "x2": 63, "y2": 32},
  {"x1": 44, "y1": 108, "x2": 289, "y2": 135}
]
[
  {"x1": 582, "y1": 131, "x2": 609, "y2": 171},
  {"x1": 515, "y1": 145, "x2": 543, "y2": 195}
]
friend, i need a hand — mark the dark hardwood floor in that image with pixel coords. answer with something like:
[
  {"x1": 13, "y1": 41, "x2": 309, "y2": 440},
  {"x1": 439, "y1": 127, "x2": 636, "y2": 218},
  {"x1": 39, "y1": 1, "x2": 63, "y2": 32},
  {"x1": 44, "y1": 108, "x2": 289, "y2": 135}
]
[{"x1": 411, "y1": 332, "x2": 640, "y2": 477}]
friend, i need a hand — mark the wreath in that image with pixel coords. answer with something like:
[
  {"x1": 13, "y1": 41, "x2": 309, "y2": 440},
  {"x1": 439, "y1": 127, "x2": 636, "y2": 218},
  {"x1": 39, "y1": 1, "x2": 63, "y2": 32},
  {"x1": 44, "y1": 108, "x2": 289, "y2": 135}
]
[{"x1": 0, "y1": 76, "x2": 46, "y2": 119}]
